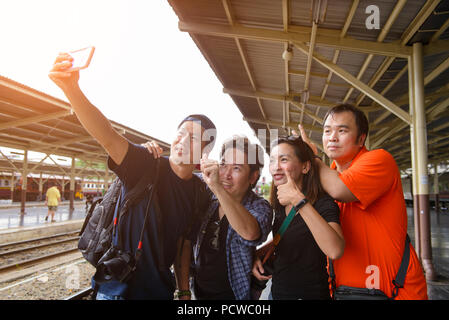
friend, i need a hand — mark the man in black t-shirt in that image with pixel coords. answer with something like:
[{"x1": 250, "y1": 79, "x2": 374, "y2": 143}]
[{"x1": 49, "y1": 53, "x2": 216, "y2": 299}]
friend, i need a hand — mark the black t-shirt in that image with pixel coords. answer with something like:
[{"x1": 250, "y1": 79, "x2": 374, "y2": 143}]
[
  {"x1": 194, "y1": 209, "x2": 235, "y2": 300},
  {"x1": 271, "y1": 194, "x2": 340, "y2": 300},
  {"x1": 98, "y1": 142, "x2": 209, "y2": 299}
]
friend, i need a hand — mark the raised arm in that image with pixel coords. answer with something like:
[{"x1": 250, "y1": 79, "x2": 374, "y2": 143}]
[
  {"x1": 49, "y1": 53, "x2": 128, "y2": 165},
  {"x1": 315, "y1": 159, "x2": 358, "y2": 203},
  {"x1": 200, "y1": 155, "x2": 261, "y2": 241}
]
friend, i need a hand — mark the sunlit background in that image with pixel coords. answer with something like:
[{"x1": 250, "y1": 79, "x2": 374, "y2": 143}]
[{"x1": 0, "y1": 0, "x2": 272, "y2": 179}]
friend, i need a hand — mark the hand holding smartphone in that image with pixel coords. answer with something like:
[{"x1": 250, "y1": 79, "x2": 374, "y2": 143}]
[{"x1": 66, "y1": 46, "x2": 95, "y2": 72}]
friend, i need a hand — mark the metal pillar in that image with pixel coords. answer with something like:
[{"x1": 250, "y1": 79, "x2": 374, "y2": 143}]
[
  {"x1": 20, "y1": 150, "x2": 28, "y2": 226},
  {"x1": 412, "y1": 42, "x2": 436, "y2": 281},
  {"x1": 38, "y1": 172, "x2": 43, "y2": 201},
  {"x1": 408, "y1": 55, "x2": 420, "y2": 257},
  {"x1": 104, "y1": 164, "x2": 110, "y2": 191},
  {"x1": 434, "y1": 163, "x2": 440, "y2": 214},
  {"x1": 61, "y1": 175, "x2": 65, "y2": 201},
  {"x1": 10, "y1": 170, "x2": 14, "y2": 201},
  {"x1": 69, "y1": 157, "x2": 75, "y2": 218}
]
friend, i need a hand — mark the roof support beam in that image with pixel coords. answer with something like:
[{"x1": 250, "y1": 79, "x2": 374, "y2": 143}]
[
  {"x1": 373, "y1": 55, "x2": 449, "y2": 126},
  {"x1": 178, "y1": 21, "x2": 411, "y2": 58},
  {"x1": 424, "y1": 55, "x2": 449, "y2": 84},
  {"x1": 223, "y1": 87, "x2": 335, "y2": 109},
  {"x1": 430, "y1": 16, "x2": 449, "y2": 43},
  {"x1": 293, "y1": 42, "x2": 411, "y2": 124},
  {"x1": 355, "y1": 0, "x2": 441, "y2": 108},
  {"x1": 424, "y1": 39, "x2": 449, "y2": 56},
  {"x1": 221, "y1": 0, "x2": 270, "y2": 131},
  {"x1": 342, "y1": 0, "x2": 407, "y2": 103},
  {"x1": 0, "y1": 110, "x2": 72, "y2": 131},
  {"x1": 242, "y1": 117, "x2": 324, "y2": 152},
  {"x1": 321, "y1": 0, "x2": 359, "y2": 101}
]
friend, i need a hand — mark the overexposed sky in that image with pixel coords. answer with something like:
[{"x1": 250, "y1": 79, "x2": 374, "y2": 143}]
[{"x1": 0, "y1": 0, "x2": 271, "y2": 179}]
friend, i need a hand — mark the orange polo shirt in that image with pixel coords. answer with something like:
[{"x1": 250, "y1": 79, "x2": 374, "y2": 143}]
[{"x1": 331, "y1": 147, "x2": 427, "y2": 300}]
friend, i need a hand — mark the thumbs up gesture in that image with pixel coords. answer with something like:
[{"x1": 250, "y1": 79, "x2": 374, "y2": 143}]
[{"x1": 276, "y1": 169, "x2": 304, "y2": 207}]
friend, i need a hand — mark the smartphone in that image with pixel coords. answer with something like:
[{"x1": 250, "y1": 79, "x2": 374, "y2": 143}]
[{"x1": 67, "y1": 46, "x2": 95, "y2": 72}]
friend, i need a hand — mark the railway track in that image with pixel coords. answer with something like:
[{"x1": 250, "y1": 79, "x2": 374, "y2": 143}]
[
  {"x1": 65, "y1": 287, "x2": 94, "y2": 300},
  {"x1": 0, "y1": 231, "x2": 79, "y2": 250},
  {"x1": 0, "y1": 231, "x2": 80, "y2": 274}
]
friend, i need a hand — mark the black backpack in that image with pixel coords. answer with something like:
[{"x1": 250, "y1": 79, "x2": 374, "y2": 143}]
[{"x1": 78, "y1": 159, "x2": 160, "y2": 267}]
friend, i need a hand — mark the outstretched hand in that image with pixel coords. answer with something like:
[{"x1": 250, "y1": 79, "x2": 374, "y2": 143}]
[{"x1": 48, "y1": 53, "x2": 80, "y2": 92}]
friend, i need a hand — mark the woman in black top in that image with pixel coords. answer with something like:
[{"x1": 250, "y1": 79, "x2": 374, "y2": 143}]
[{"x1": 252, "y1": 136, "x2": 345, "y2": 300}]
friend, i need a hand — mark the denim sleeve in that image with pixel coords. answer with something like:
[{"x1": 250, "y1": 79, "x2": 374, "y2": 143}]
[{"x1": 237, "y1": 197, "x2": 273, "y2": 247}]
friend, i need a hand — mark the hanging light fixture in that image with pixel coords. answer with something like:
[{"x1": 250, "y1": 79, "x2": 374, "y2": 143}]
[{"x1": 282, "y1": 44, "x2": 293, "y2": 61}]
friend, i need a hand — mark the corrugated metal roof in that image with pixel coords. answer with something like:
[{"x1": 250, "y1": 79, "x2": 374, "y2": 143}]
[
  {"x1": 168, "y1": 0, "x2": 449, "y2": 169},
  {"x1": 0, "y1": 75, "x2": 170, "y2": 166}
]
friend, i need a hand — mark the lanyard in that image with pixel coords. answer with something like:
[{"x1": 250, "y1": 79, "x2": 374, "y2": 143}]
[{"x1": 273, "y1": 207, "x2": 296, "y2": 246}]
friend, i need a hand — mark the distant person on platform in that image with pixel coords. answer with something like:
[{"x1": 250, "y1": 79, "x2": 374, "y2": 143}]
[{"x1": 45, "y1": 185, "x2": 61, "y2": 223}]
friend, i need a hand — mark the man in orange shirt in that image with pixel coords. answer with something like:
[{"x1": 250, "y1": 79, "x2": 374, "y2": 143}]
[{"x1": 299, "y1": 103, "x2": 427, "y2": 300}]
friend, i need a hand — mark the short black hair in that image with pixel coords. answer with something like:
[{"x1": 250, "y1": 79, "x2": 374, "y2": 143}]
[
  {"x1": 178, "y1": 114, "x2": 217, "y2": 154},
  {"x1": 220, "y1": 135, "x2": 264, "y2": 188},
  {"x1": 323, "y1": 104, "x2": 369, "y2": 145}
]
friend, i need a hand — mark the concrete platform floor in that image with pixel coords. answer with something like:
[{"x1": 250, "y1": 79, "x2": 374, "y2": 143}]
[
  {"x1": 0, "y1": 201, "x2": 87, "y2": 230},
  {"x1": 1, "y1": 201, "x2": 448, "y2": 299}
]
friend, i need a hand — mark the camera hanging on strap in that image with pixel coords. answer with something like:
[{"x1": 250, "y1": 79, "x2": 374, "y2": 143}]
[{"x1": 94, "y1": 159, "x2": 162, "y2": 284}]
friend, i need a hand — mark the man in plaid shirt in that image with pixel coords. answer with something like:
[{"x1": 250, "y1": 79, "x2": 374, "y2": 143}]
[{"x1": 190, "y1": 136, "x2": 272, "y2": 300}]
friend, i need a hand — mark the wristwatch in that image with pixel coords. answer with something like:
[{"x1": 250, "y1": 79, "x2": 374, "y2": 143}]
[{"x1": 294, "y1": 198, "x2": 308, "y2": 212}]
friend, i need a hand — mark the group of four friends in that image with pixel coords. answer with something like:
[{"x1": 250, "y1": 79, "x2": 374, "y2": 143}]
[{"x1": 48, "y1": 52, "x2": 428, "y2": 300}]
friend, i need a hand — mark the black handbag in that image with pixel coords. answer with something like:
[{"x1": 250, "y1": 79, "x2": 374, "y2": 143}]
[{"x1": 329, "y1": 234, "x2": 411, "y2": 300}]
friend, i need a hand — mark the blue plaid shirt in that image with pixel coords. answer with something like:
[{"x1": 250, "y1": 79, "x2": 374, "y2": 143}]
[{"x1": 193, "y1": 190, "x2": 273, "y2": 300}]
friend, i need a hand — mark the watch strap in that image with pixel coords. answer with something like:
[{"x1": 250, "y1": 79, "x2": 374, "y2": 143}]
[{"x1": 294, "y1": 198, "x2": 308, "y2": 211}]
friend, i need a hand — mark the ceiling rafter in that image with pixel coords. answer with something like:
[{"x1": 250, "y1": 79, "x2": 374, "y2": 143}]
[
  {"x1": 354, "y1": 0, "x2": 441, "y2": 111},
  {"x1": 221, "y1": 0, "x2": 270, "y2": 132},
  {"x1": 293, "y1": 42, "x2": 411, "y2": 124},
  {"x1": 178, "y1": 21, "x2": 412, "y2": 58},
  {"x1": 0, "y1": 110, "x2": 72, "y2": 131},
  {"x1": 342, "y1": 0, "x2": 407, "y2": 104}
]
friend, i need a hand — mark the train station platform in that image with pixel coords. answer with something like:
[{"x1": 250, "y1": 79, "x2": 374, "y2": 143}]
[
  {"x1": 1, "y1": 200, "x2": 448, "y2": 299},
  {"x1": 415, "y1": 207, "x2": 449, "y2": 299},
  {"x1": 0, "y1": 200, "x2": 87, "y2": 230}
]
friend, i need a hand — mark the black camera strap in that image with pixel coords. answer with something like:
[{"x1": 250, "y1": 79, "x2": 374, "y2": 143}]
[
  {"x1": 135, "y1": 159, "x2": 161, "y2": 263},
  {"x1": 111, "y1": 158, "x2": 161, "y2": 263},
  {"x1": 328, "y1": 234, "x2": 411, "y2": 299}
]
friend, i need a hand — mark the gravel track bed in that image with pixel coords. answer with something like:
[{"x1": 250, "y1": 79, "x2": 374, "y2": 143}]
[
  {"x1": 0, "y1": 259, "x2": 95, "y2": 300},
  {"x1": 0, "y1": 239, "x2": 79, "y2": 266},
  {"x1": 0, "y1": 233, "x2": 79, "y2": 252}
]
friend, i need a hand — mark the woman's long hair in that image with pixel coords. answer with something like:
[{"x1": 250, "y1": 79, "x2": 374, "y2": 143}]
[{"x1": 269, "y1": 136, "x2": 324, "y2": 210}]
